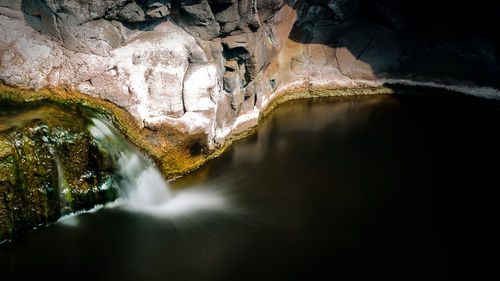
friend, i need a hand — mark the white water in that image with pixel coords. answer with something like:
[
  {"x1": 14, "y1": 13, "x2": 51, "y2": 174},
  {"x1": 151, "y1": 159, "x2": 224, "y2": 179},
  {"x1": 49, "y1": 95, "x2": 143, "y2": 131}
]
[
  {"x1": 57, "y1": 115, "x2": 230, "y2": 225},
  {"x1": 48, "y1": 146, "x2": 69, "y2": 214}
]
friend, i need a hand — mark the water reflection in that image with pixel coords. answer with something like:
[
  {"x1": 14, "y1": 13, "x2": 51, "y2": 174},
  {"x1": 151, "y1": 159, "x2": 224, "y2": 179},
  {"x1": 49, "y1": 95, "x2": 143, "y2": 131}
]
[
  {"x1": 0, "y1": 102, "x2": 88, "y2": 132},
  {"x1": 233, "y1": 95, "x2": 398, "y2": 164}
]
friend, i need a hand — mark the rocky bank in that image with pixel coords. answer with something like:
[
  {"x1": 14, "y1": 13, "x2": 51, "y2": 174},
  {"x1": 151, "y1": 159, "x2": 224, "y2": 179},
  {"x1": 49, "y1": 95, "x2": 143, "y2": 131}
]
[{"x1": 1, "y1": 0, "x2": 500, "y2": 165}]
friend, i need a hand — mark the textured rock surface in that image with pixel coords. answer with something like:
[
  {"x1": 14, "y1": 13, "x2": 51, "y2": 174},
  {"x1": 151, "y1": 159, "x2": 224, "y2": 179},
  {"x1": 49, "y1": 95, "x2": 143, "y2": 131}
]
[
  {"x1": 0, "y1": 102, "x2": 117, "y2": 240},
  {"x1": 1, "y1": 0, "x2": 500, "y2": 152}
]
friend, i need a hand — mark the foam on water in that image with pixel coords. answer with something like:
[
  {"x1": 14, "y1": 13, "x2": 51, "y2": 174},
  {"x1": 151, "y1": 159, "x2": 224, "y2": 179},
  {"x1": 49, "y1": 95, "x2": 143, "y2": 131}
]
[
  {"x1": 61, "y1": 115, "x2": 232, "y2": 223},
  {"x1": 125, "y1": 183, "x2": 229, "y2": 218}
]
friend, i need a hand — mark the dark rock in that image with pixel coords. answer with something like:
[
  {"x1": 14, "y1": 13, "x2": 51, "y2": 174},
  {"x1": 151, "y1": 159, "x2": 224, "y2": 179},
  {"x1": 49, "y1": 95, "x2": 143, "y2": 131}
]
[
  {"x1": 107, "y1": 2, "x2": 146, "y2": 22},
  {"x1": 22, "y1": 0, "x2": 61, "y2": 40},
  {"x1": 297, "y1": 5, "x2": 337, "y2": 24},
  {"x1": 213, "y1": 2, "x2": 240, "y2": 23},
  {"x1": 214, "y1": 0, "x2": 237, "y2": 3},
  {"x1": 174, "y1": 0, "x2": 220, "y2": 40},
  {"x1": 222, "y1": 33, "x2": 254, "y2": 60},
  {"x1": 21, "y1": 0, "x2": 135, "y2": 54},
  {"x1": 323, "y1": 0, "x2": 360, "y2": 21}
]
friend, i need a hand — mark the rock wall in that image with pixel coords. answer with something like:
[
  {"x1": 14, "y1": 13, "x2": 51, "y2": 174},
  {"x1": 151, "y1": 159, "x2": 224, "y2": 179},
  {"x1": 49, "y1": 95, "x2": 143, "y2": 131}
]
[{"x1": 1, "y1": 0, "x2": 500, "y2": 152}]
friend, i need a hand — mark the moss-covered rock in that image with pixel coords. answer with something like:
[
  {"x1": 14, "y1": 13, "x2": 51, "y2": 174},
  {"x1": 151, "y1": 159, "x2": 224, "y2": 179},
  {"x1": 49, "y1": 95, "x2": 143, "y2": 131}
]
[
  {"x1": 0, "y1": 136, "x2": 19, "y2": 240},
  {"x1": 0, "y1": 101, "x2": 118, "y2": 241}
]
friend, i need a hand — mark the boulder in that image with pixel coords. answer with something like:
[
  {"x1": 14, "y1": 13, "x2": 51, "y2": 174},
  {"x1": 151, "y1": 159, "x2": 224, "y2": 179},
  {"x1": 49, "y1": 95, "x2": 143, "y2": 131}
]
[
  {"x1": 22, "y1": 0, "x2": 61, "y2": 40},
  {"x1": 146, "y1": 1, "x2": 171, "y2": 18},
  {"x1": 107, "y1": 2, "x2": 146, "y2": 22},
  {"x1": 174, "y1": 0, "x2": 220, "y2": 40},
  {"x1": 222, "y1": 33, "x2": 254, "y2": 60},
  {"x1": 0, "y1": 104, "x2": 116, "y2": 240},
  {"x1": 213, "y1": 2, "x2": 240, "y2": 23}
]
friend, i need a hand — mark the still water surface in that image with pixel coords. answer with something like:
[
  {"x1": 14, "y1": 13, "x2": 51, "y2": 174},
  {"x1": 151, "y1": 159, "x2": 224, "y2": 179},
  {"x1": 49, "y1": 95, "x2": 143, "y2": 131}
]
[{"x1": 1, "y1": 94, "x2": 499, "y2": 280}]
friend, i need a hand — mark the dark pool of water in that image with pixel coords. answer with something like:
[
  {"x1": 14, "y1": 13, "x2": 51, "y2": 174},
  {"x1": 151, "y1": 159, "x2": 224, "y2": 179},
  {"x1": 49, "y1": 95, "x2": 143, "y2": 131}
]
[{"x1": 1, "y1": 93, "x2": 499, "y2": 280}]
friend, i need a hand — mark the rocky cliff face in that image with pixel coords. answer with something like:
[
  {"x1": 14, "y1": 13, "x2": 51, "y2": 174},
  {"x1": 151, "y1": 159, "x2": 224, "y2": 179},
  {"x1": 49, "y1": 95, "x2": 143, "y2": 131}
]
[{"x1": 1, "y1": 0, "x2": 499, "y2": 153}]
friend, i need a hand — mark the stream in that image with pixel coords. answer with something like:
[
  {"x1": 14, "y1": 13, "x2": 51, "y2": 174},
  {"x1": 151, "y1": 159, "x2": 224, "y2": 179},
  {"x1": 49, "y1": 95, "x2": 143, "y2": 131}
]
[{"x1": 1, "y1": 93, "x2": 499, "y2": 280}]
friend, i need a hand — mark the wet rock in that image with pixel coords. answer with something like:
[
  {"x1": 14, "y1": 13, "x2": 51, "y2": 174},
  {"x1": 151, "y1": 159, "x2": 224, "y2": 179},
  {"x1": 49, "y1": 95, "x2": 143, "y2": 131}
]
[
  {"x1": 0, "y1": 136, "x2": 18, "y2": 240},
  {"x1": 0, "y1": 103, "x2": 116, "y2": 240}
]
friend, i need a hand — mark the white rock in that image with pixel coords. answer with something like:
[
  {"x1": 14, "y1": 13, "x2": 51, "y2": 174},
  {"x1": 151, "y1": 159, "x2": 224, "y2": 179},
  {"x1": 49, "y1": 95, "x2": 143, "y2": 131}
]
[
  {"x1": 183, "y1": 64, "x2": 218, "y2": 112},
  {"x1": 111, "y1": 21, "x2": 209, "y2": 121}
]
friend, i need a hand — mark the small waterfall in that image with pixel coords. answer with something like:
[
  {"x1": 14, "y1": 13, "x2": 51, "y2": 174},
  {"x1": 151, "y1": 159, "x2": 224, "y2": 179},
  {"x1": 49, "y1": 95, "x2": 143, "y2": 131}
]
[
  {"x1": 89, "y1": 116, "x2": 171, "y2": 207},
  {"x1": 55, "y1": 113, "x2": 230, "y2": 227},
  {"x1": 48, "y1": 146, "x2": 70, "y2": 214}
]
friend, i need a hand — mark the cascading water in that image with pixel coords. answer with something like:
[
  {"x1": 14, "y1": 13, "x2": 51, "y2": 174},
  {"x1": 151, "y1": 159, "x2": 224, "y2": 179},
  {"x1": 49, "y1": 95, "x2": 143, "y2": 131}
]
[
  {"x1": 70, "y1": 114, "x2": 230, "y2": 220},
  {"x1": 48, "y1": 146, "x2": 69, "y2": 214},
  {"x1": 89, "y1": 117, "x2": 171, "y2": 206}
]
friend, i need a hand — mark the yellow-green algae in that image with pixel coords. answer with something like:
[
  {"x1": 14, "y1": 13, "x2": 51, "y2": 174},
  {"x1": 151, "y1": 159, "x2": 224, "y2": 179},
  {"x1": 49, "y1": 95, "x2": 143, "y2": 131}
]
[
  {"x1": 0, "y1": 80, "x2": 488, "y2": 242},
  {"x1": 0, "y1": 83, "x2": 397, "y2": 241},
  {"x1": 0, "y1": 100, "x2": 120, "y2": 240},
  {"x1": 1, "y1": 83, "x2": 398, "y2": 180},
  {"x1": 0, "y1": 84, "x2": 201, "y2": 179}
]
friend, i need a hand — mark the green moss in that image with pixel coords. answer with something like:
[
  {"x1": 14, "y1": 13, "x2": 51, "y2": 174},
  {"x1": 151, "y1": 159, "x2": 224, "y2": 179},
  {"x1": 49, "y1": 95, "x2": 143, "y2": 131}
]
[
  {"x1": 0, "y1": 99, "x2": 122, "y2": 240},
  {"x1": 0, "y1": 83, "x2": 398, "y2": 180},
  {"x1": 0, "y1": 136, "x2": 19, "y2": 240}
]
